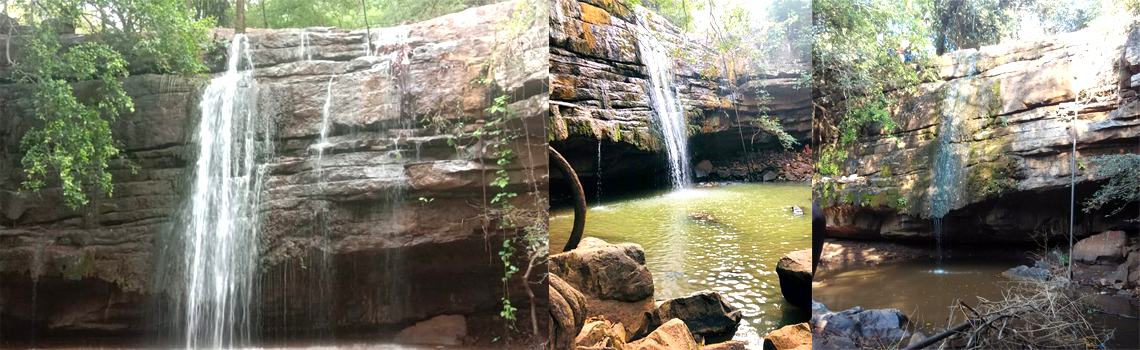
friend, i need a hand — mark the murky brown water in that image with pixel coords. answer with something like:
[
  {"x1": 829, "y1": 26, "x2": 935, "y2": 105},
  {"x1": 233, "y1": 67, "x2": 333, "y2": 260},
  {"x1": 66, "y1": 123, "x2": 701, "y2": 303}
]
[{"x1": 813, "y1": 258, "x2": 1139, "y2": 349}]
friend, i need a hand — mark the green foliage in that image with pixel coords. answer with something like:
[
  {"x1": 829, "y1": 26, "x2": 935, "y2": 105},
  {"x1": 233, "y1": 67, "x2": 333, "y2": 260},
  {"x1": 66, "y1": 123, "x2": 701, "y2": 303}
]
[
  {"x1": 931, "y1": 0, "x2": 1099, "y2": 54},
  {"x1": 1082, "y1": 154, "x2": 1140, "y2": 219},
  {"x1": 752, "y1": 115, "x2": 798, "y2": 150},
  {"x1": 12, "y1": 0, "x2": 209, "y2": 209},
  {"x1": 621, "y1": 0, "x2": 704, "y2": 30},
  {"x1": 17, "y1": 35, "x2": 132, "y2": 209},
  {"x1": 244, "y1": 0, "x2": 508, "y2": 29},
  {"x1": 763, "y1": 0, "x2": 811, "y2": 64}
]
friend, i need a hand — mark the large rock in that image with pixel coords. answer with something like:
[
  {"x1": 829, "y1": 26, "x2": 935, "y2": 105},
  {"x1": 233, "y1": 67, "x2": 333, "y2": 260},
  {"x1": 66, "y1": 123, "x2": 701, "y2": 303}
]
[
  {"x1": 654, "y1": 291, "x2": 742, "y2": 341},
  {"x1": 775, "y1": 249, "x2": 812, "y2": 309},
  {"x1": 551, "y1": 237, "x2": 657, "y2": 340},
  {"x1": 701, "y1": 340, "x2": 747, "y2": 350},
  {"x1": 1073, "y1": 231, "x2": 1128, "y2": 264},
  {"x1": 763, "y1": 322, "x2": 811, "y2": 350},
  {"x1": 626, "y1": 318, "x2": 699, "y2": 350},
  {"x1": 811, "y1": 301, "x2": 911, "y2": 350},
  {"x1": 394, "y1": 315, "x2": 466, "y2": 346},
  {"x1": 1002, "y1": 265, "x2": 1050, "y2": 281},
  {"x1": 576, "y1": 318, "x2": 627, "y2": 349},
  {"x1": 550, "y1": 237, "x2": 654, "y2": 302},
  {"x1": 551, "y1": 274, "x2": 589, "y2": 350}
]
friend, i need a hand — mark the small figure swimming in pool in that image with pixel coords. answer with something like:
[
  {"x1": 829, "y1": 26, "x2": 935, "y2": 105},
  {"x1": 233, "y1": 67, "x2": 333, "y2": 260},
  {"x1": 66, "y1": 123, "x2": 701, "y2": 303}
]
[{"x1": 791, "y1": 205, "x2": 804, "y2": 216}]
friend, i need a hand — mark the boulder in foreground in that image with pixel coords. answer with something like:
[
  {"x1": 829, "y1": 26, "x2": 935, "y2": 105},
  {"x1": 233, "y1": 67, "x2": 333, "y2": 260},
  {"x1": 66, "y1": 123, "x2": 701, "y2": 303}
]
[
  {"x1": 626, "y1": 318, "x2": 699, "y2": 350},
  {"x1": 763, "y1": 322, "x2": 811, "y2": 350},
  {"x1": 655, "y1": 291, "x2": 742, "y2": 341},
  {"x1": 776, "y1": 249, "x2": 813, "y2": 309}
]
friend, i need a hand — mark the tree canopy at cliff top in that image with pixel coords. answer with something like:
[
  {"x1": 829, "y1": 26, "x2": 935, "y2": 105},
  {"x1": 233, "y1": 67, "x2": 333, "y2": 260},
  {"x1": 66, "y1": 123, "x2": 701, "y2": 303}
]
[
  {"x1": 1, "y1": 0, "x2": 509, "y2": 209},
  {"x1": 811, "y1": 0, "x2": 1137, "y2": 175}
]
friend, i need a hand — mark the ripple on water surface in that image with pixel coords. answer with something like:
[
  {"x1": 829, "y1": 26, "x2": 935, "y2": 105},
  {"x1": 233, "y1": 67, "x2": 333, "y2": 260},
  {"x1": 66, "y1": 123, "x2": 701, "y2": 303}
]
[{"x1": 550, "y1": 183, "x2": 813, "y2": 347}]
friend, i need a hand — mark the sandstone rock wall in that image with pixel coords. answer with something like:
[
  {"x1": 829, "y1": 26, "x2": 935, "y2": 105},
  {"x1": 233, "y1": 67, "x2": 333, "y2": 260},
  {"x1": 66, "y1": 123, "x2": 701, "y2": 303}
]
[
  {"x1": 0, "y1": 1, "x2": 548, "y2": 342},
  {"x1": 548, "y1": 0, "x2": 810, "y2": 193},
  {"x1": 817, "y1": 22, "x2": 1140, "y2": 241}
]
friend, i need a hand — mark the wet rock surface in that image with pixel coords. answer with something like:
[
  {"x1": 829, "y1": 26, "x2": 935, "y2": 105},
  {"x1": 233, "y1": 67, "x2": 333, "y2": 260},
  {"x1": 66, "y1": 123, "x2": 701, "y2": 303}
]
[{"x1": 0, "y1": 0, "x2": 548, "y2": 342}]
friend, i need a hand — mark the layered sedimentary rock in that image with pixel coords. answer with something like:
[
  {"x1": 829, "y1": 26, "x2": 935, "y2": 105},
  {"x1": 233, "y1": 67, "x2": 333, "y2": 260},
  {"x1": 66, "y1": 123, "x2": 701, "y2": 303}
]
[
  {"x1": 816, "y1": 22, "x2": 1140, "y2": 241},
  {"x1": 548, "y1": 0, "x2": 810, "y2": 194},
  {"x1": 0, "y1": 1, "x2": 547, "y2": 343}
]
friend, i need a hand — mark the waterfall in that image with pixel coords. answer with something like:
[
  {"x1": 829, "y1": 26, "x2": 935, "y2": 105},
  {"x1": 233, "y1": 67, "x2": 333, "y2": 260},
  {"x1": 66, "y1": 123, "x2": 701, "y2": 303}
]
[
  {"x1": 928, "y1": 53, "x2": 978, "y2": 272},
  {"x1": 315, "y1": 76, "x2": 336, "y2": 172},
  {"x1": 299, "y1": 29, "x2": 311, "y2": 61},
  {"x1": 183, "y1": 34, "x2": 265, "y2": 348},
  {"x1": 635, "y1": 12, "x2": 692, "y2": 189},
  {"x1": 596, "y1": 140, "x2": 604, "y2": 207}
]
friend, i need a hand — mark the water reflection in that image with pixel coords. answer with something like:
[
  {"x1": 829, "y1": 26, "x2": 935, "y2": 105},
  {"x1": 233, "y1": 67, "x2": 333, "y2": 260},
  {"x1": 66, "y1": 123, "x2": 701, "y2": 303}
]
[{"x1": 551, "y1": 183, "x2": 812, "y2": 346}]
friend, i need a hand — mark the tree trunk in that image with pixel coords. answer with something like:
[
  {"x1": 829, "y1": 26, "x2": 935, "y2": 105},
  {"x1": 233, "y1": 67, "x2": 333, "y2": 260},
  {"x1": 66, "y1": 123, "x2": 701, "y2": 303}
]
[
  {"x1": 359, "y1": 0, "x2": 372, "y2": 53},
  {"x1": 549, "y1": 146, "x2": 586, "y2": 252},
  {"x1": 235, "y1": 0, "x2": 246, "y2": 34}
]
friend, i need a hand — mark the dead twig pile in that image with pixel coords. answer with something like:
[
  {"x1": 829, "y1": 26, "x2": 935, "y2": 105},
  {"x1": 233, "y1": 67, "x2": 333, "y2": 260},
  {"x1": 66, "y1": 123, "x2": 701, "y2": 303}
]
[{"x1": 938, "y1": 280, "x2": 1112, "y2": 350}]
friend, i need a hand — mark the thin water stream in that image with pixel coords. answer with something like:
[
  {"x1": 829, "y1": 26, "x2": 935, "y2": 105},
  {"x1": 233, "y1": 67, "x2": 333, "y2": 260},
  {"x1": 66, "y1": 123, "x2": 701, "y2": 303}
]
[{"x1": 550, "y1": 183, "x2": 812, "y2": 348}]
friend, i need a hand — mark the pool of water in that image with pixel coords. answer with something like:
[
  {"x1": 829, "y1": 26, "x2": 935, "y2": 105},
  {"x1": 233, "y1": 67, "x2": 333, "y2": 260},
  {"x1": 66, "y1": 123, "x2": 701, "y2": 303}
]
[
  {"x1": 813, "y1": 258, "x2": 1140, "y2": 349},
  {"x1": 550, "y1": 183, "x2": 813, "y2": 347}
]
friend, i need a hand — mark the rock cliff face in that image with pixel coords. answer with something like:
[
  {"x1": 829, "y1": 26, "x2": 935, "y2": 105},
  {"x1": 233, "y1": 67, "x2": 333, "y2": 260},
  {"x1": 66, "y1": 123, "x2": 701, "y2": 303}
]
[
  {"x1": 548, "y1": 0, "x2": 810, "y2": 196},
  {"x1": 816, "y1": 22, "x2": 1140, "y2": 242},
  {"x1": 0, "y1": 1, "x2": 547, "y2": 344}
]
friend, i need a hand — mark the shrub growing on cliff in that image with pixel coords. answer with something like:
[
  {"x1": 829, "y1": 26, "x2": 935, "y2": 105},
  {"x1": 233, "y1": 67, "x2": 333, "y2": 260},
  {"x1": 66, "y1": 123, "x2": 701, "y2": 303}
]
[
  {"x1": 9, "y1": 0, "x2": 211, "y2": 208},
  {"x1": 1082, "y1": 153, "x2": 1140, "y2": 221}
]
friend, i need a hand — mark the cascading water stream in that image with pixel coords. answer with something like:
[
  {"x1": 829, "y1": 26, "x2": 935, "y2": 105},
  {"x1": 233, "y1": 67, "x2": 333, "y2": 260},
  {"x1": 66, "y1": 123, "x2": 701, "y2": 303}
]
[
  {"x1": 929, "y1": 54, "x2": 978, "y2": 273},
  {"x1": 596, "y1": 84, "x2": 610, "y2": 208},
  {"x1": 299, "y1": 29, "x2": 311, "y2": 61},
  {"x1": 183, "y1": 34, "x2": 265, "y2": 349},
  {"x1": 635, "y1": 11, "x2": 692, "y2": 189},
  {"x1": 316, "y1": 76, "x2": 336, "y2": 172}
]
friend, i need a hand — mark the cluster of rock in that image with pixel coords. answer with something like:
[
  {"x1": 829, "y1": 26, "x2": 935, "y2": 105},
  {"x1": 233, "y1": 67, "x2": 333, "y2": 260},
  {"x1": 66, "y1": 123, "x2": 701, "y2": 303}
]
[
  {"x1": 998, "y1": 230, "x2": 1139, "y2": 298},
  {"x1": 816, "y1": 22, "x2": 1140, "y2": 242},
  {"x1": 548, "y1": 0, "x2": 811, "y2": 191},
  {"x1": 811, "y1": 301, "x2": 916, "y2": 350},
  {"x1": 549, "y1": 237, "x2": 745, "y2": 349},
  {"x1": 1072, "y1": 231, "x2": 1140, "y2": 298},
  {"x1": 693, "y1": 150, "x2": 813, "y2": 183},
  {"x1": 0, "y1": 1, "x2": 547, "y2": 342}
]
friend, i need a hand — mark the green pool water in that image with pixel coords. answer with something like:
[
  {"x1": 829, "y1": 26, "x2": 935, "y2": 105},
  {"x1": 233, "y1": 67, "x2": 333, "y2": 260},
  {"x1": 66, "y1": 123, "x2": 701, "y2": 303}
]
[{"x1": 549, "y1": 183, "x2": 813, "y2": 347}]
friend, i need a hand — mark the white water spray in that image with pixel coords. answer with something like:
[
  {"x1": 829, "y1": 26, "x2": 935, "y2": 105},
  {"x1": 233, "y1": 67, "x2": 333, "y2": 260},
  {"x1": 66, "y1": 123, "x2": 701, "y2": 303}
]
[
  {"x1": 635, "y1": 12, "x2": 692, "y2": 189},
  {"x1": 183, "y1": 34, "x2": 265, "y2": 349}
]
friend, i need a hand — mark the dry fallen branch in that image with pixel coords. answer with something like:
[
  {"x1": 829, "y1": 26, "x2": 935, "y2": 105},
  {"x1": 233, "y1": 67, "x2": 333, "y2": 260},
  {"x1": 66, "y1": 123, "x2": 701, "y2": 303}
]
[{"x1": 932, "y1": 280, "x2": 1112, "y2": 350}]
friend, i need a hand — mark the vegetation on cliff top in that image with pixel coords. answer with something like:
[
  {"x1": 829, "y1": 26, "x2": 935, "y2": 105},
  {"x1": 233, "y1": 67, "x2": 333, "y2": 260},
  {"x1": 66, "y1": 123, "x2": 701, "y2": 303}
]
[
  {"x1": 811, "y1": 0, "x2": 1127, "y2": 177},
  {"x1": 7, "y1": 0, "x2": 212, "y2": 209}
]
